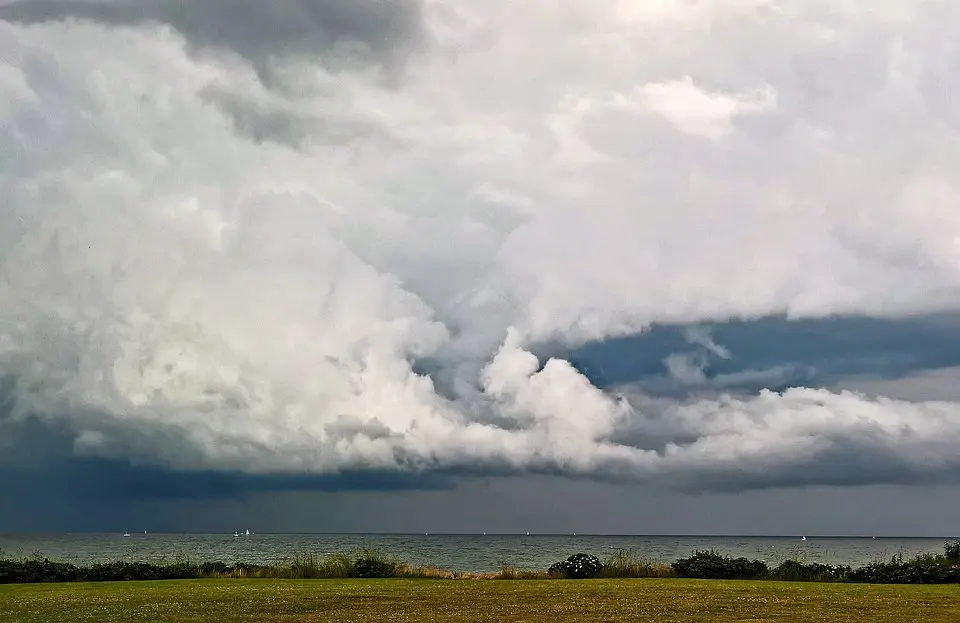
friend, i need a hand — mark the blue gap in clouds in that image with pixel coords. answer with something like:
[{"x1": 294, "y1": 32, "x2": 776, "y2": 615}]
[{"x1": 559, "y1": 313, "x2": 960, "y2": 391}]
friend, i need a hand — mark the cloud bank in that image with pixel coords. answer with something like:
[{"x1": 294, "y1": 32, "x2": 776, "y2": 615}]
[{"x1": 3, "y1": 0, "x2": 960, "y2": 491}]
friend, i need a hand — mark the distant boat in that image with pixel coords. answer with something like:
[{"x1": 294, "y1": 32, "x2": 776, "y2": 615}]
[
  {"x1": 123, "y1": 531, "x2": 130, "y2": 538},
  {"x1": 801, "y1": 536, "x2": 807, "y2": 541},
  {"x1": 234, "y1": 530, "x2": 239, "y2": 537},
  {"x1": 245, "y1": 529, "x2": 251, "y2": 536},
  {"x1": 526, "y1": 532, "x2": 530, "y2": 536}
]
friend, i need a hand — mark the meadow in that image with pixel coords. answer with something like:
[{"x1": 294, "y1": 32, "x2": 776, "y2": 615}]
[{"x1": 3, "y1": 577, "x2": 960, "y2": 623}]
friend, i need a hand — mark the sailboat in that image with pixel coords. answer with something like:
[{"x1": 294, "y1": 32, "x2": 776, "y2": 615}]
[
  {"x1": 123, "y1": 531, "x2": 130, "y2": 538},
  {"x1": 801, "y1": 536, "x2": 807, "y2": 541},
  {"x1": 234, "y1": 530, "x2": 240, "y2": 537},
  {"x1": 245, "y1": 529, "x2": 251, "y2": 536}
]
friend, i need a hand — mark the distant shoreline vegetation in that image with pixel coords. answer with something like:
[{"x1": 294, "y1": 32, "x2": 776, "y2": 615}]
[{"x1": 4, "y1": 542, "x2": 960, "y2": 584}]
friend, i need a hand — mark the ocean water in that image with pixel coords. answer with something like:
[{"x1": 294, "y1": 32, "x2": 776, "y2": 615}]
[{"x1": 0, "y1": 534, "x2": 952, "y2": 572}]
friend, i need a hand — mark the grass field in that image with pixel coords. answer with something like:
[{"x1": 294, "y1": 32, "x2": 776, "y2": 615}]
[{"x1": 2, "y1": 578, "x2": 960, "y2": 622}]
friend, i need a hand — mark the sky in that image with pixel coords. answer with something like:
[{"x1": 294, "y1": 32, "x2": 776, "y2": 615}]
[{"x1": 3, "y1": 0, "x2": 960, "y2": 535}]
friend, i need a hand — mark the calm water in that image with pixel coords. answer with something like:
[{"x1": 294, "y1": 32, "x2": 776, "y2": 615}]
[{"x1": 1, "y1": 534, "x2": 953, "y2": 572}]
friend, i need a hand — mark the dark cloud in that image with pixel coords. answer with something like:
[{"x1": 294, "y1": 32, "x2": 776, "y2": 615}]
[
  {"x1": 0, "y1": 0, "x2": 424, "y2": 67},
  {"x1": 672, "y1": 445, "x2": 960, "y2": 495},
  {"x1": 9, "y1": 476, "x2": 960, "y2": 536},
  {"x1": 46, "y1": 459, "x2": 455, "y2": 502},
  {"x1": 0, "y1": 419, "x2": 454, "y2": 506}
]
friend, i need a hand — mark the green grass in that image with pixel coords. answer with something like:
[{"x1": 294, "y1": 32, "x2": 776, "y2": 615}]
[{"x1": 2, "y1": 578, "x2": 960, "y2": 622}]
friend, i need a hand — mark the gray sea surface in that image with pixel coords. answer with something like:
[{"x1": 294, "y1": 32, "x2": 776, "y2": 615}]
[{"x1": 0, "y1": 534, "x2": 952, "y2": 573}]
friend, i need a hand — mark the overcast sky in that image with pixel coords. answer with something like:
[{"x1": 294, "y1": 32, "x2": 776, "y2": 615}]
[{"x1": 3, "y1": 0, "x2": 960, "y2": 535}]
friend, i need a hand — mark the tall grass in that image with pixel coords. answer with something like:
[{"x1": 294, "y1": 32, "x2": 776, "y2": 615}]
[
  {"x1": 600, "y1": 549, "x2": 674, "y2": 578},
  {"x1": 493, "y1": 565, "x2": 548, "y2": 580}
]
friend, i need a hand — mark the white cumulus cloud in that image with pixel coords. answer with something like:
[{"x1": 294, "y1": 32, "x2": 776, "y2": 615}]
[{"x1": 2, "y1": 1, "x2": 960, "y2": 489}]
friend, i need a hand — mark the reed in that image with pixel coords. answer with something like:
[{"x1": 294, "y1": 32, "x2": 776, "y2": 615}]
[
  {"x1": 599, "y1": 549, "x2": 675, "y2": 578},
  {"x1": 493, "y1": 564, "x2": 548, "y2": 580}
]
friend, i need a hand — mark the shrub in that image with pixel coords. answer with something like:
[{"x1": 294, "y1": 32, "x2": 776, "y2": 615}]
[
  {"x1": 944, "y1": 540, "x2": 960, "y2": 562},
  {"x1": 548, "y1": 553, "x2": 603, "y2": 579},
  {"x1": 770, "y1": 560, "x2": 851, "y2": 582},
  {"x1": 353, "y1": 550, "x2": 398, "y2": 578},
  {"x1": 672, "y1": 550, "x2": 768, "y2": 580},
  {"x1": 79, "y1": 561, "x2": 200, "y2": 582},
  {"x1": 0, "y1": 558, "x2": 79, "y2": 584},
  {"x1": 849, "y1": 553, "x2": 960, "y2": 584}
]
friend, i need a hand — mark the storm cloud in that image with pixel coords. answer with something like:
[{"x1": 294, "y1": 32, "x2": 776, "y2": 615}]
[
  {"x1": 0, "y1": 0, "x2": 424, "y2": 67},
  {"x1": 3, "y1": 0, "x2": 960, "y2": 506}
]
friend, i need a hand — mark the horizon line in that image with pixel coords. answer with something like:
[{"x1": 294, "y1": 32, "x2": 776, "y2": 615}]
[{"x1": 2, "y1": 531, "x2": 957, "y2": 539}]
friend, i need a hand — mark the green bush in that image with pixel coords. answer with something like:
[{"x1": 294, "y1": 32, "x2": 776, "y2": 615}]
[
  {"x1": 770, "y1": 560, "x2": 851, "y2": 582},
  {"x1": 353, "y1": 551, "x2": 398, "y2": 578},
  {"x1": 849, "y1": 554, "x2": 960, "y2": 584},
  {"x1": 80, "y1": 561, "x2": 200, "y2": 582},
  {"x1": 548, "y1": 553, "x2": 603, "y2": 579},
  {"x1": 672, "y1": 550, "x2": 768, "y2": 580},
  {"x1": 944, "y1": 540, "x2": 960, "y2": 562},
  {"x1": 0, "y1": 558, "x2": 79, "y2": 584}
]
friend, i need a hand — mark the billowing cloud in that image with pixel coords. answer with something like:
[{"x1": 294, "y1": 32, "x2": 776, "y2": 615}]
[{"x1": 3, "y1": 1, "x2": 960, "y2": 492}]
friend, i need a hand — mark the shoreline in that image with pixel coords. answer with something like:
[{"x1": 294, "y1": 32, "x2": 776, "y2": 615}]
[{"x1": 4, "y1": 541, "x2": 960, "y2": 585}]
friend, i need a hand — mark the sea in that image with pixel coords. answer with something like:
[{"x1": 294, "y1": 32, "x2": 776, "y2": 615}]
[{"x1": 0, "y1": 534, "x2": 952, "y2": 573}]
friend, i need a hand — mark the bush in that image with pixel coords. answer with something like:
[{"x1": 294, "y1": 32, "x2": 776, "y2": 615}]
[
  {"x1": 770, "y1": 560, "x2": 851, "y2": 582},
  {"x1": 849, "y1": 554, "x2": 960, "y2": 584},
  {"x1": 0, "y1": 558, "x2": 79, "y2": 584},
  {"x1": 80, "y1": 561, "x2": 199, "y2": 582},
  {"x1": 353, "y1": 551, "x2": 398, "y2": 578},
  {"x1": 672, "y1": 550, "x2": 768, "y2": 580},
  {"x1": 548, "y1": 553, "x2": 603, "y2": 579},
  {"x1": 944, "y1": 540, "x2": 960, "y2": 562}
]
